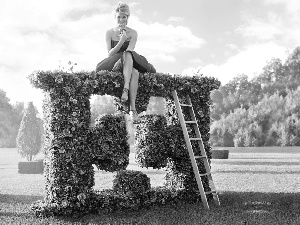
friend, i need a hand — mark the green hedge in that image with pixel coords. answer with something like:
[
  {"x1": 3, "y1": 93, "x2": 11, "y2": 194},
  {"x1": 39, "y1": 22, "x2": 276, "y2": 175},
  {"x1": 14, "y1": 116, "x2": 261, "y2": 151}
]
[
  {"x1": 212, "y1": 149, "x2": 229, "y2": 159},
  {"x1": 18, "y1": 160, "x2": 44, "y2": 174},
  {"x1": 28, "y1": 70, "x2": 220, "y2": 217},
  {"x1": 32, "y1": 186, "x2": 208, "y2": 217},
  {"x1": 112, "y1": 170, "x2": 151, "y2": 195},
  {"x1": 89, "y1": 114, "x2": 130, "y2": 172}
]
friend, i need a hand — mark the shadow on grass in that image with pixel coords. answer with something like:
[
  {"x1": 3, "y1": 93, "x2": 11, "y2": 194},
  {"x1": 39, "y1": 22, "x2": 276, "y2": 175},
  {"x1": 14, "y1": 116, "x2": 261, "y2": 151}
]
[
  {"x1": 0, "y1": 194, "x2": 43, "y2": 204},
  {"x1": 1, "y1": 192, "x2": 300, "y2": 224},
  {"x1": 214, "y1": 170, "x2": 300, "y2": 174},
  {"x1": 218, "y1": 191, "x2": 300, "y2": 207},
  {"x1": 0, "y1": 194, "x2": 44, "y2": 223},
  {"x1": 71, "y1": 191, "x2": 300, "y2": 224},
  {"x1": 212, "y1": 161, "x2": 300, "y2": 166}
]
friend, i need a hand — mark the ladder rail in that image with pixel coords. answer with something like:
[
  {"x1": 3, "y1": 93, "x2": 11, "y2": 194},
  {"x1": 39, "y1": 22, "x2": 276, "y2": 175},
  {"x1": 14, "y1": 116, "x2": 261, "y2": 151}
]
[
  {"x1": 185, "y1": 93, "x2": 221, "y2": 207},
  {"x1": 172, "y1": 90, "x2": 220, "y2": 209},
  {"x1": 185, "y1": 95, "x2": 212, "y2": 174},
  {"x1": 172, "y1": 90, "x2": 210, "y2": 210}
]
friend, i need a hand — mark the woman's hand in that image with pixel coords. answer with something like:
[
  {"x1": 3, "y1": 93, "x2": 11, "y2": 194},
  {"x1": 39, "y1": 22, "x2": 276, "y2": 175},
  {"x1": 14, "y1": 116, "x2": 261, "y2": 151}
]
[{"x1": 119, "y1": 29, "x2": 127, "y2": 44}]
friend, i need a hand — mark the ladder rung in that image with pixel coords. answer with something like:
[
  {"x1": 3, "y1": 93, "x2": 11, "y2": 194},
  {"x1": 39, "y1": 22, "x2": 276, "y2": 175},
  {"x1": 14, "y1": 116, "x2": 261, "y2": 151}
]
[
  {"x1": 199, "y1": 172, "x2": 211, "y2": 177},
  {"x1": 185, "y1": 121, "x2": 197, "y2": 124},
  {"x1": 189, "y1": 138, "x2": 202, "y2": 141},
  {"x1": 205, "y1": 190, "x2": 217, "y2": 195},
  {"x1": 180, "y1": 103, "x2": 192, "y2": 107},
  {"x1": 194, "y1": 155, "x2": 207, "y2": 159}
]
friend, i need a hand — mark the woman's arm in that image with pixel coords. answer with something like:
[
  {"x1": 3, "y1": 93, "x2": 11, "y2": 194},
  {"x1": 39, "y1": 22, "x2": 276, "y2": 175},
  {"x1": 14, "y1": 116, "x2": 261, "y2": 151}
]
[
  {"x1": 106, "y1": 29, "x2": 127, "y2": 57},
  {"x1": 126, "y1": 29, "x2": 137, "y2": 51}
]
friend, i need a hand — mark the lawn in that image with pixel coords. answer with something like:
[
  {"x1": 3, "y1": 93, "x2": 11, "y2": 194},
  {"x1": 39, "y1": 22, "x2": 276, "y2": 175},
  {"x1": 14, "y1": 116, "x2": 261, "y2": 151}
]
[{"x1": 0, "y1": 147, "x2": 300, "y2": 224}]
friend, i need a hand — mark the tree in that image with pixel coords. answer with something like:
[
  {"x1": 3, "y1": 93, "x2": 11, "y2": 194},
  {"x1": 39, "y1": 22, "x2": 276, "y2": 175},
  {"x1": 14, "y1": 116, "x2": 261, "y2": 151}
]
[
  {"x1": 90, "y1": 95, "x2": 116, "y2": 125},
  {"x1": 0, "y1": 90, "x2": 25, "y2": 147},
  {"x1": 16, "y1": 102, "x2": 42, "y2": 161},
  {"x1": 0, "y1": 89, "x2": 14, "y2": 147}
]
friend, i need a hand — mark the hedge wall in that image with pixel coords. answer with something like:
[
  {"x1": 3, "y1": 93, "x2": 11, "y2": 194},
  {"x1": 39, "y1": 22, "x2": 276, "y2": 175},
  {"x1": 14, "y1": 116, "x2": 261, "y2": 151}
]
[{"x1": 28, "y1": 70, "x2": 220, "y2": 217}]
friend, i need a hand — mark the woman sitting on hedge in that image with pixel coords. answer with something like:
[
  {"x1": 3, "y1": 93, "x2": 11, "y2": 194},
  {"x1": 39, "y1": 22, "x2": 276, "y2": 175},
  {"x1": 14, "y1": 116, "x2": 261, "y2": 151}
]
[{"x1": 96, "y1": 2, "x2": 156, "y2": 122}]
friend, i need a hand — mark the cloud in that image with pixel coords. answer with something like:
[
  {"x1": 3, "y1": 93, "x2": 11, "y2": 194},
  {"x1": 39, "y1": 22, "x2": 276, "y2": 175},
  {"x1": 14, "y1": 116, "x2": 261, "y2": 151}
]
[
  {"x1": 152, "y1": 11, "x2": 158, "y2": 17},
  {"x1": 147, "y1": 53, "x2": 176, "y2": 63},
  {"x1": 130, "y1": 17, "x2": 206, "y2": 55},
  {"x1": 188, "y1": 58, "x2": 203, "y2": 64},
  {"x1": 263, "y1": 0, "x2": 300, "y2": 15},
  {"x1": 182, "y1": 67, "x2": 201, "y2": 77},
  {"x1": 226, "y1": 44, "x2": 239, "y2": 51},
  {"x1": 182, "y1": 43, "x2": 288, "y2": 85},
  {"x1": 237, "y1": 12, "x2": 282, "y2": 41},
  {"x1": 167, "y1": 16, "x2": 184, "y2": 22},
  {"x1": 238, "y1": 2, "x2": 300, "y2": 47}
]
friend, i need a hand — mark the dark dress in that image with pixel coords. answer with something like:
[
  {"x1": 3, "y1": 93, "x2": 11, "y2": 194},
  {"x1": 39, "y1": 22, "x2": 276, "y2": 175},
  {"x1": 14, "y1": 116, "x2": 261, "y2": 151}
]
[{"x1": 95, "y1": 40, "x2": 156, "y2": 73}]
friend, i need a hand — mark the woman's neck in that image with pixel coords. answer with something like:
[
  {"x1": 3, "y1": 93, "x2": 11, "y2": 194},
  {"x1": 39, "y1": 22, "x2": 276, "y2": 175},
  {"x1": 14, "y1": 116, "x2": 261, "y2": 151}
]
[{"x1": 114, "y1": 25, "x2": 128, "y2": 31}]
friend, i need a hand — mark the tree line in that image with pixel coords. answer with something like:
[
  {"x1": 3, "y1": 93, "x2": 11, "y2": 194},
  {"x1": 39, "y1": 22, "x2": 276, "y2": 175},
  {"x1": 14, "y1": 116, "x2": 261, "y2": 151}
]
[
  {"x1": 0, "y1": 90, "x2": 25, "y2": 147},
  {"x1": 210, "y1": 46, "x2": 300, "y2": 147}
]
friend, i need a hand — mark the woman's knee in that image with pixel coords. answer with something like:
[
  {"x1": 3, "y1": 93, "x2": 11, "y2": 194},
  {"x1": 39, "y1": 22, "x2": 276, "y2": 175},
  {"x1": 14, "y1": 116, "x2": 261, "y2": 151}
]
[{"x1": 123, "y1": 51, "x2": 133, "y2": 63}]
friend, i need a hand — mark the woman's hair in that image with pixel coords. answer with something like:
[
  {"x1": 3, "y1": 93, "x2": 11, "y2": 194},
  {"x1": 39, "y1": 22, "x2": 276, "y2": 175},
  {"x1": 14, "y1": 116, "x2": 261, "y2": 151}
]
[{"x1": 114, "y1": 2, "x2": 130, "y2": 17}]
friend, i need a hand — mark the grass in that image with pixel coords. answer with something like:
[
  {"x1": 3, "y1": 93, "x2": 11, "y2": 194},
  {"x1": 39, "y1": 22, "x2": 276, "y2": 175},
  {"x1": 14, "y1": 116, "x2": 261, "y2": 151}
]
[{"x1": 0, "y1": 147, "x2": 300, "y2": 224}]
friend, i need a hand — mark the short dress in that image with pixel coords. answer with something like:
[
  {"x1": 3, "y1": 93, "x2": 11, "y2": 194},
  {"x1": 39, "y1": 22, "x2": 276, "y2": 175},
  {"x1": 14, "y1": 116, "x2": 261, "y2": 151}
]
[{"x1": 95, "y1": 40, "x2": 156, "y2": 73}]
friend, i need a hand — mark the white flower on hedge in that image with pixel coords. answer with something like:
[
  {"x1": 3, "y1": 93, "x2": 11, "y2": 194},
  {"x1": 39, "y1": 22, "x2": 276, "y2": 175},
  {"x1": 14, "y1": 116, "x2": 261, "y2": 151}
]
[
  {"x1": 61, "y1": 200, "x2": 69, "y2": 208},
  {"x1": 77, "y1": 193, "x2": 86, "y2": 202}
]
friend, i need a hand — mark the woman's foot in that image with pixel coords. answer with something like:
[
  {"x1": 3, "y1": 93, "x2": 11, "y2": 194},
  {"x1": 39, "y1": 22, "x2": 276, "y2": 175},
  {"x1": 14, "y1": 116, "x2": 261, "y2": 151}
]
[
  {"x1": 121, "y1": 88, "x2": 129, "y2": 102},
  {"x1": 130, "y1": 110, "x2": 141, "y2": 123}
]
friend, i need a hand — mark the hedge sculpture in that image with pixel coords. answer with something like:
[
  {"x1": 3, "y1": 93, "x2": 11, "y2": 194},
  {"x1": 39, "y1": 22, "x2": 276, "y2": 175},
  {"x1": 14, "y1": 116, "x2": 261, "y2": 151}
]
[{"x1": 28, "y1": 70, "x2": 220, "y2": 217}]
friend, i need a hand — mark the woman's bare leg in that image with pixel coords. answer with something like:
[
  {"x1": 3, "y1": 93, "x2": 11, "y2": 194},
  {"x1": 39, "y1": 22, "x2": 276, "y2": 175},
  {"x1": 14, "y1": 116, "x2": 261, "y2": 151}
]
[
  {"x1": 129, "y1": 68, "x2": 139, "y2": 111},
  {"x1": 121, "y1": 52, "x2": 133, "y2": 101}
]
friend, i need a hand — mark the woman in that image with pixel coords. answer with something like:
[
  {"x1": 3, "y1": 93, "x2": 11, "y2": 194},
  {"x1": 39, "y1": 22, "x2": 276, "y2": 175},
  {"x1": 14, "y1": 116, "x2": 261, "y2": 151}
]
[{"x1": 96, "y1": 2, "x2": 156, "y2": 122}]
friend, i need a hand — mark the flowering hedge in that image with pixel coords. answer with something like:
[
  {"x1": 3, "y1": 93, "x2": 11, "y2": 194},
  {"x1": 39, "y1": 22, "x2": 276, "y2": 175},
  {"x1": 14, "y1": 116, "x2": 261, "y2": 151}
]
[{"x1": 28, "y1": 70, "x2": 220, "y2": 217}]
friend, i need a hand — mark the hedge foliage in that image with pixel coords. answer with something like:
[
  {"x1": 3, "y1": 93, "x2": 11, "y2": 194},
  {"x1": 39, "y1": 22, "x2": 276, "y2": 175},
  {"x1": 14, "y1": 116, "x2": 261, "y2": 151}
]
[
  {"x1": 88, "y1": 114, "x2": 130, "y2": 172},
  {"x1": 112, "y1": 170, "x2": 151, "y2": 195},
  {"x1": 32, "y1": 185, "x2": 209, "y2": 217},
  {"x1": 28, "y1": 70, "x2": 220, "y2": 217},
  {"x1": 18, "y1": 160, "x2": 44, "y2": 174},
  {"x1": 212, "y1": 149, "x2": 229, "y2": 159}
]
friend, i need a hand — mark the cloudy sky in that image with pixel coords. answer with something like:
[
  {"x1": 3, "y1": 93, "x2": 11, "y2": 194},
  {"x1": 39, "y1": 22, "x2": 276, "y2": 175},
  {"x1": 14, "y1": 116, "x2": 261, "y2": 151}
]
[{"x1": 1, "y1": 0, "x2": 299, "y2": 114}]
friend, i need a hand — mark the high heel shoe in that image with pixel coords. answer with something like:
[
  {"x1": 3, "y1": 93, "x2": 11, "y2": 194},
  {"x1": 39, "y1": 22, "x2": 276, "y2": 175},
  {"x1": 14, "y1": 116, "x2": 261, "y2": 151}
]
[
  {"x1": 130, "y1": 110, "x2": 141, "y2": 123},
  {"x1": 121, "y1": 88, "x2": 129, "y2": 102}
]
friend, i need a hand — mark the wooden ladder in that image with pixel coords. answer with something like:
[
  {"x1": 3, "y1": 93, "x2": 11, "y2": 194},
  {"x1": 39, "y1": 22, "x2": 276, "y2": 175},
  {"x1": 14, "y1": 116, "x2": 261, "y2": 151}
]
[{"x1": 172, "y1": 90, "x2": 220, "y2": 210}]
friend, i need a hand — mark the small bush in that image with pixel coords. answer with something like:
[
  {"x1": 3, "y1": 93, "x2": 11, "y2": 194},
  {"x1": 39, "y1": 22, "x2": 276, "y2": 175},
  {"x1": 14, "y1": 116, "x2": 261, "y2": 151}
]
[
  {"x1": 112, "y1": 170, "x2": 151, "y2": 196},
  {"x1": 18, "y1": 160, "x2": 44, "y2": 174},
  {"x1": 212, "y1": 149, "x2": 229, "y2": 159}
]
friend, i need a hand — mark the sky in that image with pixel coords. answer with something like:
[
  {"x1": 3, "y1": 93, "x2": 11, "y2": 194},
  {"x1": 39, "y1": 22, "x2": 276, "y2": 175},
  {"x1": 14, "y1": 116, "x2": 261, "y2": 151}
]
[{"x1": 1, "y1": 0, "x2": 300, "y2": 114}]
